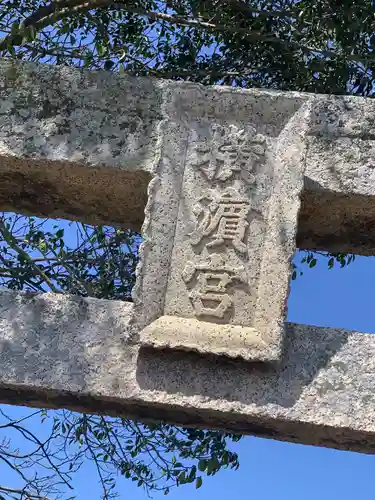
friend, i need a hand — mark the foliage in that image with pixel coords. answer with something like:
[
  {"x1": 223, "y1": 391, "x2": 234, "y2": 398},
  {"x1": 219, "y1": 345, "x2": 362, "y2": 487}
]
[
  {"x1": 292, "y1": 251, "x2": 356, "y2": 280},
  {"x1": 0, "y1": 0, "x2": 368, "y2": 497},
  {"x1": 0, "y1": 0, "x2": 375, "y2": 95},
  {"x1": 0, "y1": 215, "x2": 139, "y2": 297},
  {"x1": 0, "y1": 213, "x2": 241, "y2": 499}
]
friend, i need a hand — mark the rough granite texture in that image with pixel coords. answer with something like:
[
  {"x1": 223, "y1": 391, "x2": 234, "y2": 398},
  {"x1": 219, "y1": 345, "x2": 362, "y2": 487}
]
[
  {"x1": 140, "y1": 315, "x2": 266, "y2": 359},
  {"x1": 140, "y1": 85, "x2": 310, "y2": 361},
  {"x1": 2, "y1": 59, "x2": 375, "y2": 449},
  {"x1": 2, "y1": 289, "x2": 375, "y2": 454},
  {"x1": 298, "y1": 94, "x2": 375, "y2": 255},
  {"x1": 1, "y1": 59, "x2": 375, "y2": 249},
  {"x1": 0, "y1": 58, "x2": 161, "y2": 229}
]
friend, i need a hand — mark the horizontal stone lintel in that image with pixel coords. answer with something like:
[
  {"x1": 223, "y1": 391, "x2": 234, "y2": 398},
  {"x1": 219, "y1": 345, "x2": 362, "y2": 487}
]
[
  {"x1": 1, "y1": 289, "x2": 375, "y2": 453},
  {"x1": 0, "y1": 58, "x2": 374, "y2": 254}
]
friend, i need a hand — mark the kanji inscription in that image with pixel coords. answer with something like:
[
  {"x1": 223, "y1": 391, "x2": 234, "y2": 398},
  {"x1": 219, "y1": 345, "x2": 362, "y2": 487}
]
[
  {"x1": 193, "y1": 124, "x2": 267, "y2": 183},
  {"x1": 182, "y1": 254, "x2": 246, "y2": 318},
  {"x1": 141, "y1": 86, "x2": 309, "y2": 362},
  {"x1": 189, "y1": 188, "x2": 250, "y2": 254},
  {"x1": 183, "y1": 123, "x2": 264, "y2": 319}
]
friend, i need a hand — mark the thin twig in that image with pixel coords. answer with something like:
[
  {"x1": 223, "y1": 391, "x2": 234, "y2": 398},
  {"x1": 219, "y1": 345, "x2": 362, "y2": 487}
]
[
  {"x1": 0, "y1": 218, "x2": 59, "y2": 293},
  {"x1": 0, "y1": 485, "x2": 54, "y2": 500}
]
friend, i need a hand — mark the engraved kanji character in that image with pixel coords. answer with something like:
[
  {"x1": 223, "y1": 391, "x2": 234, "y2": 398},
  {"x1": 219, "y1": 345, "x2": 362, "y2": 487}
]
[
  {"x1": 193, "y1": 124, "x2": 266, "y2": 183},
  {"x1": 190, "y1": 188, "x2": 250, "y2": 254},
  {"x1": 182, "y1": 254, "x2": 246, "y2": 318}
]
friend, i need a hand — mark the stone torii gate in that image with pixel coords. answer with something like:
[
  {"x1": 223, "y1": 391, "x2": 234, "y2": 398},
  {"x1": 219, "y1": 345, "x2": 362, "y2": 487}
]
[{"x1": 0, "y1": 57, "x2": 375, "y2": 453}]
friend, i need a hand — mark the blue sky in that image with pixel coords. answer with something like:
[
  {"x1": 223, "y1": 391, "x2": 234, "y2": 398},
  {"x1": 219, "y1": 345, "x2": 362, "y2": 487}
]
[{"x1": 1, "y1": 249, "x2": 375, "y2": 498}]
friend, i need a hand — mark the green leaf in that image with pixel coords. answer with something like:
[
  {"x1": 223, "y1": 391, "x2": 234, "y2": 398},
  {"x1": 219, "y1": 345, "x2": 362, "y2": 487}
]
[
  {"x1": 27, "y1": 26, "x2": 37, "y2": 41},
  {"x1": 196, "y1": 477, "x2": 203, "y2": 489},
  {"x1": 97, "y1": 44, "x2": 107, "y2": 57},
  {"x1": 38, "y1": 241, "x2": 47, "y2": 252},
  {"x1": 198, "y1": 459, "x2": 207, "y2": 472},
  {"x1": 189, "y1": 465, "x2": 197, "y2": 480},
  {"x1": 119, "y1": 51, "x2": 127, "y2": 63},
  {"x1": 206, "y1": 458, "x2": 220, "y2": 475},
  {"x1": 11, "y1": 22, "x2": 19, "y2": 36},
  {"x1": 178, "y1": 471, "x2": 186, "y2": 484}
]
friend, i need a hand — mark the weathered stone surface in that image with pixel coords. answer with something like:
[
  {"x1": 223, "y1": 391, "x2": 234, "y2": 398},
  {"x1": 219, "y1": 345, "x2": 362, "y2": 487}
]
[
  {"x1": 0, "y1": 58, "x2": 161, "y2": 229},
  {"x1": 3, "y1": 59, "x2": 375, "y2": 450},
  {"x1": 2, "y1": 289, "x2": 375, "y2": 454},
  {"x1": 299, "y1": 94, "x2": 375, "y2": 255},
  {"x1": 140, "y1": 315, "x2": 265, "y2": 358},
  {"x1": 131, "y1": 118, "x2": 189, "y2": 333},
  {"x1": 1, "y1": 58, "x2": 375, "y2": 251},
  {"x1": 0, "y1": 291, "x2": 135, "y2": 394},
  {"x1": 139, "y1": 85, "x2": 311, "y2": 361}
]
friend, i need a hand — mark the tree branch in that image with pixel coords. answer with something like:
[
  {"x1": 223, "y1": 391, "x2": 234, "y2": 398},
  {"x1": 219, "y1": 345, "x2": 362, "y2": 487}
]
[
  {"x1": 0, "y1": 486, "x2": 54, "y2": 500},
  {"x1": 0, "y1": 218, "x2": 59, "y2": 293},
  {"x1": 0, "y1": 0, "x2": 372, "y2": 65}
]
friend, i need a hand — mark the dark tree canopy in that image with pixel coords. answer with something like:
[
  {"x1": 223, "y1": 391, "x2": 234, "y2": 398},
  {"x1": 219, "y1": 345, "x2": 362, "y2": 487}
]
[
  {"x1": 0, "y1": 0, "x2": 366, "y2": 498},
  {"x1": 0, "y1": 0, "x2": 375, "y2": 95}
]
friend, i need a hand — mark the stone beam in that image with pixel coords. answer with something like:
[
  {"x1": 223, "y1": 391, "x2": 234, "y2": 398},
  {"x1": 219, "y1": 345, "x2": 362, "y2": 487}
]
[
  {"x1": 0, "y1": 289, "x2": 374, "y2": 454},
  {"x1": 0, "y1": 59, "x2": 161, "y2": 230},
  {"x1": 299, "y1": 96, "x2": 375, "y2": 255},
  {"x1": 1, "y1": 59, "x2": 375, "y2": 254}
]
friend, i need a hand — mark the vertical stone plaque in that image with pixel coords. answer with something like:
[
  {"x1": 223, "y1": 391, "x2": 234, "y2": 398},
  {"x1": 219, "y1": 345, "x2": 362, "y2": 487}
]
[{"x1": 139, "y1": 85, "x2": 311, "y2": 361}]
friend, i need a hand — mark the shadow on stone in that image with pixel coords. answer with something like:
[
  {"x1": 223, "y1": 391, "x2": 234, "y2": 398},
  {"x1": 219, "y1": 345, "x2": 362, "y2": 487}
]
[{"x1": 136, "y1": 323, "x2": 349, "y2": 407}]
